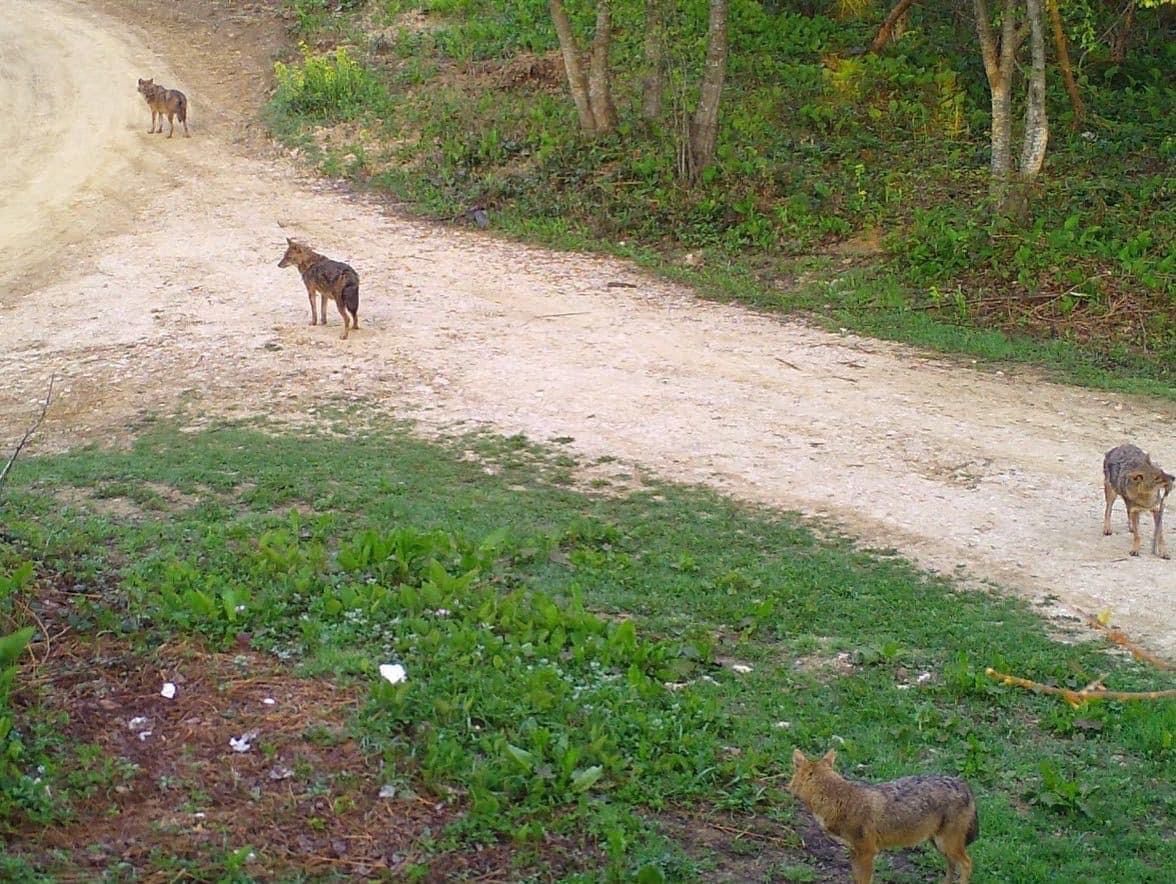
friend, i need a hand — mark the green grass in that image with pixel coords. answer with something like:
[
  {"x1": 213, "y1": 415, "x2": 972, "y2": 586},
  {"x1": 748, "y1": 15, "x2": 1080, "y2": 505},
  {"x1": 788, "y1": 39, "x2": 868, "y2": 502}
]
[
  {"x1": 2, "y1": 419, "x2": 1173, "y2": 880},
  {"x1": 263, "y1": 0, "x2": 1175, "y2": 398}
]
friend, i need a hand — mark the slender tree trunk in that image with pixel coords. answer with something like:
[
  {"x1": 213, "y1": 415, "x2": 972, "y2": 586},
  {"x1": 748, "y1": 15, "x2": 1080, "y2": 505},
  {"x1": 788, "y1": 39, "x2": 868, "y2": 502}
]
[
  {"x1": 869, "y1": 0, "x2": 919, "y2": 53},
  {"x1": 588, "y1": 1, "x2": 618, "y2": 133},
  {"x1": 1020, "y1": 0, "x2": 1049, "y2": 179},
  {"x1": 1110, "y1": 0, "x2": 1135, "y2": 63},
  {"x1": 973, "y1": 0, "x2": 1028, "y2": 212},
  {"x1": 686, "y1": 0, "x2": 728, "y2": 180},
  {"x1": 642, "y1": 0, "x2": 670, "y2": 120},
  {"x1": 1046, "y1": 0, "x2": 1085, "y2": 127},
  {"x1": 549, "y1": 0, "x2": 596, "y2": 134}
]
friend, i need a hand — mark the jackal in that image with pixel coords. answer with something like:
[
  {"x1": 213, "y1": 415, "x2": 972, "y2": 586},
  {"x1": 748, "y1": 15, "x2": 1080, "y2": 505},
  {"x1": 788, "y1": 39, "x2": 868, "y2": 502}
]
[
  {"x1": 277, "y1": 239, "x2": 360, "y2": 340},
  {"x1": 137, "y1": 78, "x2": 189, "y2": 138},
  {"x1": 788, "y1": 748, "x2": 979, "y2": 884},
  {"x1": 1103, "y1": 443, "x2": 1172, "y2": 558}
]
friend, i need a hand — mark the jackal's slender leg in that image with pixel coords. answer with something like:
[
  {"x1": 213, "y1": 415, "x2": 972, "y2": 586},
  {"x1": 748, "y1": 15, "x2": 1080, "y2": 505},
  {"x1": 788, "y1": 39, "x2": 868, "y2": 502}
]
[
  {"x1": 849, "y1": 846, "x2": 876, "y2": 884},
  {"x1": 1103, "y1": 480, "x2": 1116, "y2": 535},
  {"x1": 1128, "y1": 508, "x2": 1142, "y2": 556}
]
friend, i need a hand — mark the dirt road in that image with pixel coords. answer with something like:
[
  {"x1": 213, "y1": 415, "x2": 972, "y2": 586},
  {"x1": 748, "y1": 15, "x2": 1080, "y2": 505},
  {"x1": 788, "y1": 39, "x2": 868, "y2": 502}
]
[{"x1": 2, "y1": 0, "x2": 1173, "y2": 659}]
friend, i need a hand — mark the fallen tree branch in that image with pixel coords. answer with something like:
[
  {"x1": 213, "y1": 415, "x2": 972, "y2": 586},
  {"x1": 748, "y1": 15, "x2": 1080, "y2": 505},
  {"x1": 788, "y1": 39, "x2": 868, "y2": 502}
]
[
  {"x1": 0, "y1": 374, "x2": 55, "y2": 496},
  {"x1": 985, "y1": 667, "x2": 1176, "y2": 706},
  {"x1": 1083, "y1": 613, "x2": 1173, "y2": 671}
]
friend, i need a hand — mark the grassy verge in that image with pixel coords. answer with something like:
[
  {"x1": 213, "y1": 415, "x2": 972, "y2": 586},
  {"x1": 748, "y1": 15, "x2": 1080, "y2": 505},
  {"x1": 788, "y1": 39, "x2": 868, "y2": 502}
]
[
  {"x1": 2, "y1": 419, "x2": 1173, "y2": 881},
  {"x1": 260, "y1": 0, "x2": 1174, "y2": 398}
]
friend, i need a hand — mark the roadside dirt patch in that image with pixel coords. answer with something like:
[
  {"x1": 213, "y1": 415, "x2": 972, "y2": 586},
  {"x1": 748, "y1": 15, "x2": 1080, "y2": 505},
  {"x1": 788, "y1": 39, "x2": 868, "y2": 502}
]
[
  {"x1": 6, "y1": 573, "x2": 602, "y2": 881},
  {"x1": 1, "y1": 0, "x2": 1173, "y2": 662},
  {"x1": 8, "y1": 632, "x2": 447, "y2": 879}
]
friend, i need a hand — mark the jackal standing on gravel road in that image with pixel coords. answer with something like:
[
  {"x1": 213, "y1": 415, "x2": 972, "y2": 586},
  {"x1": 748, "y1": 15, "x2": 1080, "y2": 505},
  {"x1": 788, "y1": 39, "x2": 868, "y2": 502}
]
[
  {"x1": 278, "y1": 239, "x2": 361, "y2": 340},
  {"x1": 137, "y1": 77, "x2": 189, "y2": 138},
  {"x1": 1103, "y1": 443, "x2": 1172, "y2": 558}
]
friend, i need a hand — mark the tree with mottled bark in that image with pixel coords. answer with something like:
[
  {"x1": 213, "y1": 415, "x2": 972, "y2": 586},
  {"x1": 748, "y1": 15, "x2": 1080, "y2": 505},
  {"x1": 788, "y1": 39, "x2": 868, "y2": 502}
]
[
  {"x1": 549, "y1": 0, "x2": 595, "y2": 133},
  {"x1": 972, "y1": 0, "x2": 1048, "y2": 218},
  {"x1": 548, "y1": 0, "x2": 617, "y2": 136},
  {"x1": 588, "y1": 3, "x2": 619, "y2": 132},
  {"x1": 642, "y1": 0, "x2": 672, "y2": 121},
  {"x1": 683, "y1": 0, "x2": 728, "y2": 181}
]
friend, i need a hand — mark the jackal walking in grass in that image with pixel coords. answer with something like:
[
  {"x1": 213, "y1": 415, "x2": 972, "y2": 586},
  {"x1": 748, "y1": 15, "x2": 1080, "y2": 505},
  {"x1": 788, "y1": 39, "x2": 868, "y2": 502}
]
[{"x1": 788, "y1": 748, "x2": 979, "y2": 884}]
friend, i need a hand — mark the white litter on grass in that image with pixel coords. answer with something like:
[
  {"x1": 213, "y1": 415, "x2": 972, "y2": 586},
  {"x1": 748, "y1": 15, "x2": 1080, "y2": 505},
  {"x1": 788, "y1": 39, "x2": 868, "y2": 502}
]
[
  {"x1": 730, "y1": 664, "x2": 753, "y2": 674},
  {"x1": 379, "y1": 784, "x2": 398, "y2": 799},
  {"x1": 774, "y1": 721, "x2": 792, "y2": 730},
  {"x1": 137, "y1": 730, "x2": 153, "y2": 742},
  {"x1": 230, "y1": 730, "x2": 259, "y2": 753},
  {"x1": 262, "y1": 697, "x2": 277, "y2": 706},
  {"x1": 269, "y1": 765, "x2": 293, "y2": 781},
  {"x1": 379, "y1": 663, "x2": 407, "y2": 685},
  {"x1": 128, "y1": 716, "x2": 149, "y2": 731},
  {"x1": 434, "y1": 608, "x2": 451, "y2": 617},
  {"x1": 916, "y1": 671, "x2": 933, "y2": 684},
  {"x1": 160, "y1": 682, "x2": 177, "y2": 699}
]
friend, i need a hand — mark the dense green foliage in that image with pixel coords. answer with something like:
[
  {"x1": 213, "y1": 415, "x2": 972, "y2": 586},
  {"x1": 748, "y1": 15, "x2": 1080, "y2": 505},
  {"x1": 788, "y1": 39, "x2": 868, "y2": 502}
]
[
  {"x1": 2, "y1": 423, "x2": 1173, "y2": 879},
  {"x1": 269, "y1": 0, "x2": 1175, "y2": 392}
]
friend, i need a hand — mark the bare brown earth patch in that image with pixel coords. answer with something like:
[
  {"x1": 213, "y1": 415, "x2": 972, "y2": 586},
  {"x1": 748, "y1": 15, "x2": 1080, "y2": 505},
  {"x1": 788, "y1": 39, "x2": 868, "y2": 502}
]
[{"x1": 6, "y1": 576, "x2": 598, "y2": 881}]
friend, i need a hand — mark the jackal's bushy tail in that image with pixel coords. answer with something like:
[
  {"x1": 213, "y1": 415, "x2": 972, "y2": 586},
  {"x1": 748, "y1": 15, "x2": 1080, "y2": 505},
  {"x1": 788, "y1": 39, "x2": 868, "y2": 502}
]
[
  {"x1": 342, "y1": 279, "x2": 359, "y2": 319},
  {"x1": 965, "y1": 804, "x2": 980, "y2": 845},
  {"x1": 177, "y1": 93, "x2": 188, "y2": 122}
]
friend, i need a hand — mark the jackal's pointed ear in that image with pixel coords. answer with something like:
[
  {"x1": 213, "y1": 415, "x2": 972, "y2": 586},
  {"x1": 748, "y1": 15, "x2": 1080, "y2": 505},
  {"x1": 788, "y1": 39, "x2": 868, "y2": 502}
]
[
  {"x1": 792, "y1": 748, "x2": 807, "y2": 767},
  {"x1": 820, "y1": 748, "x2": 837, "y2": 766},
  {"x1": 286, "y1": 237, "x2": 293, "y2": 244}
]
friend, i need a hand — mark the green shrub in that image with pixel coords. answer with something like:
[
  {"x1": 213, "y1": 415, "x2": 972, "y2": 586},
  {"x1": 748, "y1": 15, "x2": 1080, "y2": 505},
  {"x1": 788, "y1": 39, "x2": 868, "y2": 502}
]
[{"x1": 273, "y1": 45, "x2": 389, "y2": 119}]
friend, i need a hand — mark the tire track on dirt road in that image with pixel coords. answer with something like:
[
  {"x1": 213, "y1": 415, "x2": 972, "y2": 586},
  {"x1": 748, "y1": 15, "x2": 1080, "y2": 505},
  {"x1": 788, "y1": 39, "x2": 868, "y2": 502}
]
[{"x1": 2, "y1": 0, "x2": 1173, "y2": 659}]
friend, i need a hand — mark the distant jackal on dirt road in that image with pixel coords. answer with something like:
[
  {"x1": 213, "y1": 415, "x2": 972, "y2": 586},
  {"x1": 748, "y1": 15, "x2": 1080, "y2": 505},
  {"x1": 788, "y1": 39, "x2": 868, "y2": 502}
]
[
  {"x1": 278, "y1": 239, "x2": 361, "y2": 340},
  {"x1": 137, "y1": 77, "x2": 189, "y2": 138},
  {"x1": 1103, "y1": 443, "x2": 1172, "y2": 558}
]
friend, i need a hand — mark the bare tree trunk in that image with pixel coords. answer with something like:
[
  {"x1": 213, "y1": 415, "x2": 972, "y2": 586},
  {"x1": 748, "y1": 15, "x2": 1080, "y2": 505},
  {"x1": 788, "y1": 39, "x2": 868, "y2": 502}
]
[
  {"x1": 1020, "y1": 0, "x2": 1049, "y2": 179},
  {"x1": 588, "y1": 1, "x2": 618, "y2": 133},
  {"x1": 1110, "y1": 0, "x2": 1135, "y2": 63},
  {"x1": 686, "y1": 0, "x2": 728, "y2": 180},
  {"x1": 642, "y1": 0, "x2": 670, "y2": 120},
  {"x1": 549, "y1": 0, "x2": 596, "y2": 134},
  {"x1": 869, "y1": 0, "x2": 919, "y2": 53},
  {"x1": 1046, "y1": 0, "x2": 1085, "y2": 127},
  {"x1": 973, "y1": 0, "x2": 1028, "y2": 212}
]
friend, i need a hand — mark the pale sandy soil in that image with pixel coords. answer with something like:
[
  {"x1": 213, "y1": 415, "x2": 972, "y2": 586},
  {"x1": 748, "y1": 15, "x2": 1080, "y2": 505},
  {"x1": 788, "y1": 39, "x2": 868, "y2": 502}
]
[{"x1": 1, "y1": 0, "x2": 1173, "y2": 658}]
